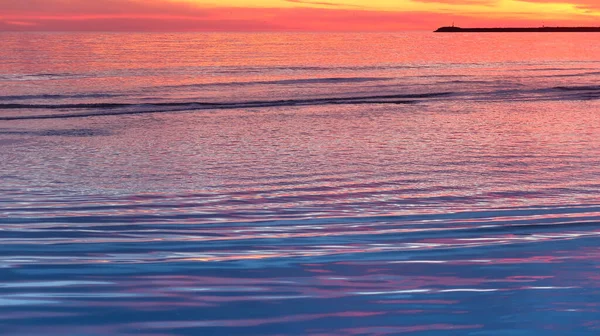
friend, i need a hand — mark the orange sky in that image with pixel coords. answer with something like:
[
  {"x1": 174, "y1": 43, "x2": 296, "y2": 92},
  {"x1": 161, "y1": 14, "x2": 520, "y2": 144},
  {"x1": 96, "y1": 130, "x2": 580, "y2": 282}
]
[{"x1": 1, "y1": 0, "x2": 600, "y2": 31}]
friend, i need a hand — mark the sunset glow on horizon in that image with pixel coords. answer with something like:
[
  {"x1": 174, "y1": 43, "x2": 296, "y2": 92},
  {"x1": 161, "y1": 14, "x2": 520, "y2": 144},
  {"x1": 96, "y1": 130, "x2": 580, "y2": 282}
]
[{"x1": 2, "y1": 0, "x2": 600, "y2": 31}]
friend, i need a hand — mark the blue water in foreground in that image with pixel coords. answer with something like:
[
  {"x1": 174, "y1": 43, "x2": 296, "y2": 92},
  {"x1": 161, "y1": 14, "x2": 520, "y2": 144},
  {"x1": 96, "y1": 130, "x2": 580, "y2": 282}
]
[{"x1": 2, "y1": 33, "x2": 600, "y2": 335}]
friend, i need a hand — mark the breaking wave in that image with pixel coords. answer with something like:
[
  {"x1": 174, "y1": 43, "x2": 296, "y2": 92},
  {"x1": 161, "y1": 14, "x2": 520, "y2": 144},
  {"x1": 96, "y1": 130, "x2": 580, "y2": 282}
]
[{"x1": 0, "y1": 92, "x2": 453, "y2": 120}]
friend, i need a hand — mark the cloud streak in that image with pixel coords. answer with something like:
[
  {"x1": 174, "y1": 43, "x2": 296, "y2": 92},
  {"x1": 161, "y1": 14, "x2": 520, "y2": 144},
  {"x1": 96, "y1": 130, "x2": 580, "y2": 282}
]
[
  {"x1": 284, "y1": 0, "x2": 366, "y2": 8},
  {"x1": 517, "y1": 0, "x2": 600, "y2": 10},
  {"x1": 0, "y1": 0, "x2": 599, "y2": 31}
]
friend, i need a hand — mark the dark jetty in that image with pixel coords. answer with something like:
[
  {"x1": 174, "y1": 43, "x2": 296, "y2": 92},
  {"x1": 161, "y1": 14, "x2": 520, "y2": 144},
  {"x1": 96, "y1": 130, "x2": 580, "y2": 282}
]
[{"x1": 435, "y1": 26, "x2": 600, "y2": 32}]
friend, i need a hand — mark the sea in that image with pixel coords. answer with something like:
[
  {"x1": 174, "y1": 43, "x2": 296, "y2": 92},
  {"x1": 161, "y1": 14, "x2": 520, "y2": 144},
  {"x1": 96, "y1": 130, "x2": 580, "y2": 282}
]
[{"x1": 2, "y1": 32, "x2": 600, "y2": 335}]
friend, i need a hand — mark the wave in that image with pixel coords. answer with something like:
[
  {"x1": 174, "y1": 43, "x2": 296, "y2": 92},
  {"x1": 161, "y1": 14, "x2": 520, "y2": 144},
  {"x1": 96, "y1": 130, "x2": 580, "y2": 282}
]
[
  {"x1": 4, "y1": 80, "x2": 600, "y2": 122},
  {"x1": 163, "y1": 77, "x2": 392, "y2": 89},
  {"x1": 0, "y1": 73, "x2": 87, "y2": 81},
  {"x1": 462, "y1": 85, "x2": 600, "y2": 102},
  {"x1": 524, "y1": 67, "x2": 595, "y2": 72},
  {"x1": 210, "y1": 65, "x2": 425, "y2": 74},
  {"x1": 259, "y1": 77, "x2": 391, "y2": 85},
  {"x1": 0, "y1": 92, "x2": 453, "y2": 120},
  {"x1": 0, "y1": 93, "x2": 120, "y2": 101},
  {"x1": 553, "y1": 85, "x2": 600, "y2": 91},
  {"x1": 5, "y1": 82, "x2": 600, "y2": 120},
  {"x1": 539, "y1": 71, "x2": 600, "y2": 78},
  {"x1": 0, "y1": 128, "x2": 112, "y2": 137}
]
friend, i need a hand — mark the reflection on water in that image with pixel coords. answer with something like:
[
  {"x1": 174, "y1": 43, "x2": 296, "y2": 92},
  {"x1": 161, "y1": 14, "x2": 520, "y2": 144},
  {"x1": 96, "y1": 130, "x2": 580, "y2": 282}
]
[{"x1": 2, "y1": 32, "x2": 600, "y2": 335}]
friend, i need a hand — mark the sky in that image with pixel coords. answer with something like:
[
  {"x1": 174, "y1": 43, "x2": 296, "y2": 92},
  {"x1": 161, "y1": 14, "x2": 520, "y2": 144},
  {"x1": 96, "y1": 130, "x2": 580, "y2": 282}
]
[{"x1": 1, "y1": 0, "x2": 600, "y2": 31}]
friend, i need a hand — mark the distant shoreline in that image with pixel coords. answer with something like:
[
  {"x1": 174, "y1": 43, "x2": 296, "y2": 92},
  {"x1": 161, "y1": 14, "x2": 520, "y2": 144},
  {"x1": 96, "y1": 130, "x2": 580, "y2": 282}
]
[{"x1": 435, "y1": 26, "x2": 600, "y2": 33}]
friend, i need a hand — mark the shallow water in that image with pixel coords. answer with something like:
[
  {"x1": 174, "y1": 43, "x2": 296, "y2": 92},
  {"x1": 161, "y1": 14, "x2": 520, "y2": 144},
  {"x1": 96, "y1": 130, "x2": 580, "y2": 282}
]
[{"x1": 2, "y1": 32, "x2": 600, "y2": 335}]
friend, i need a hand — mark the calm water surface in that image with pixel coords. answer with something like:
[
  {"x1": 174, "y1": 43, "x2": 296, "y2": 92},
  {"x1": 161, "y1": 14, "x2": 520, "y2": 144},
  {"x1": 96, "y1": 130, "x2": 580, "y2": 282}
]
[{"x1": 2, "y1": 32, "x2": 600, "y2": 335}]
